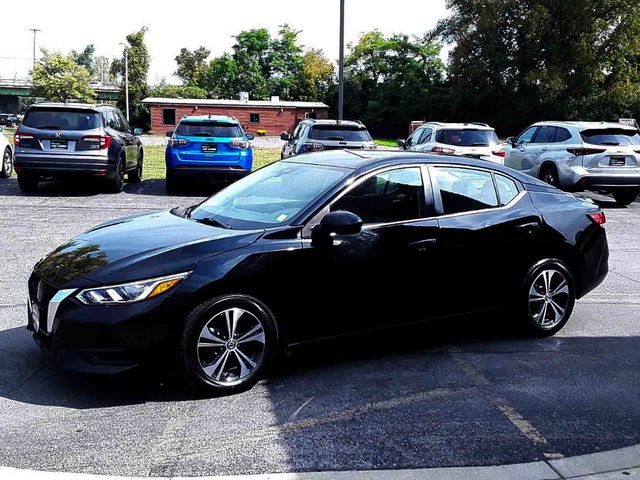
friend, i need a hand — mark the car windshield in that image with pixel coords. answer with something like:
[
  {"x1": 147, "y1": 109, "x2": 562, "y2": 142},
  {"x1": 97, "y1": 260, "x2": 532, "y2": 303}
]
[
  {"x1": 310, "y1": 125, "x2": 372, "y2": 142},
  {"x1": 580, "y1": 129, "x2": 640, "y2": 146},
  {"x1": 176, "y1": 121, "x2": 242, "y2": 138},
  {"x1": 190, "y1": 162, "x2": 350, "y2": 229},
  {"x1": 23, "y1": 108, "x2": 102, "y2": 130},
  {"x1": 435, "y1": 129, "x2": 499, "y2": 147}
]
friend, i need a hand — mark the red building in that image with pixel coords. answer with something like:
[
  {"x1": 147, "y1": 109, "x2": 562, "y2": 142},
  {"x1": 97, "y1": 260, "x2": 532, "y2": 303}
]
[{"x1": 142, "y1": 96, "x2": 329, "y2": 136}]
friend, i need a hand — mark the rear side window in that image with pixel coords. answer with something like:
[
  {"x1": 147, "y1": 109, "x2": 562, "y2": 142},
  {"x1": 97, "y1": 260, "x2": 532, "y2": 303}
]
[
  {"x1": 434, "y1": 167, "x2": 498, "y2": 215},
  {"x1": 176, "y1": 122, "x2": 242, "y2": 138},
  {"x1": 554, "y1": 127, "x2": 572, "y2": 142},
  {"x1": 533, "y1": 126, "x2": 556, "y2": 143},
  {"x1": 332, "y1": 167, "x2": 424, "y2": 224},
  {"x1": 23, "y1": 109, "x2": 101, "y2": 130},
  {"x1": 435, "y1": 129, "x2": 499, "y2": 147},
  {"x1": 580, "y1": 128, "x2": 640, "y2": 146},
  {"x1": 310, "y1": 125, "x2": 372, "y2": 142},
  {"x1": 495, "y1": 175, "x2": 519, "y2": 205}
]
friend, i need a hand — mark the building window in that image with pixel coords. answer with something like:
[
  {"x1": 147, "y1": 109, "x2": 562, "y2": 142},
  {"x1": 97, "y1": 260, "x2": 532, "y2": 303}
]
[
  {"x1": 305, "y1": 111, "x2": 318, "y2": 119},
  {"x1": 162, "y1": 108, "x2": 176, "y2": 126},
  {"x1": 250, "y1": 113, "x2": 260, "y2": 124}
]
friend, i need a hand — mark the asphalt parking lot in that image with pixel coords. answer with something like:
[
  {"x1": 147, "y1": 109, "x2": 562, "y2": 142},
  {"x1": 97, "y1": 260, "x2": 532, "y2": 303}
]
[{"x1": 0, "y1": 177, "x2": 639, "y2": 477}]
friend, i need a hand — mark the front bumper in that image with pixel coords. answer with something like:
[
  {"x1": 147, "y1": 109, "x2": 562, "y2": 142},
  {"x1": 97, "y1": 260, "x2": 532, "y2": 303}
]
[{"x1": 15, "y1": 154, "x2": 115, "y2": 176}]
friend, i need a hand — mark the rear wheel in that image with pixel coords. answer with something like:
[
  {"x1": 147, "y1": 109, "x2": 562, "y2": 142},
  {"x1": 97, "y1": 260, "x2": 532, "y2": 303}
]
[
  {"x1": 612, "y1": 190, "x2": 637, "y2": 206},
  {"x1": 127, "y1": 152, "x2": 143, "y2": 183},
  {"x1": 518, "y1": 259, "x2": 575, "y2": 337},
  {"x1": 17, "y1": 173, "x2": 39, "y2": 192},
  {"x1": 106, "y1": 158, "x2": 125, "y2": 193},
  {"x1": 176, "y1": 295, "x2": 279, "y2": 396},
  {"x1": 540, "y1": 165, "x2": 559, "y2": 187},
  {"x1": 0, "y1": 147, "x2": 12, "y2": 178}
]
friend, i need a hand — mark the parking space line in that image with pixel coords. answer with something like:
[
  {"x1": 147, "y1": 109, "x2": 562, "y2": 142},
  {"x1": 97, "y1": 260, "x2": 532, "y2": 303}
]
[{"x1": 447, "y1": 346, "x2": 564, "y2": 459}]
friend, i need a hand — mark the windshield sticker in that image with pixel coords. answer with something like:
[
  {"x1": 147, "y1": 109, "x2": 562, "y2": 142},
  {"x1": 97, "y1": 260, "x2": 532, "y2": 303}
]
[{"x1": 276, "y1": 214, "x2": 288, "y2": 223}]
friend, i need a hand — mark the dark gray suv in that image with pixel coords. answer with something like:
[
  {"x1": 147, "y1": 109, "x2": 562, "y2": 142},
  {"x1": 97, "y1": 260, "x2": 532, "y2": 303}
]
[
  {"x1": 280, "y1": 119, "x2": 376, "y2": 158},
  {"x1": 14, "y1": 103, "x2": 143, "y2": 193}
]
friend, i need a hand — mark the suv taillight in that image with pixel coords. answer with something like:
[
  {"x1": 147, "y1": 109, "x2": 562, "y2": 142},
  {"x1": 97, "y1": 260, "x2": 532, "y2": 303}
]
[
  {"x1": 587, "y1": 211, "x2": 606, "y2": 226},
  {"x1": 81, "y1": 135, "x2": 112, "y2": 150},
  {"x1": 567, "y1": 148, "x2": 606, "y2": 156},
  {"x1": 14, "y1": 132, "x2": 35, "y2": 146},
  {"x1": 230, "y1": 140, "x2": 250, "y2": 150},
  {"x1": 492, "y1": 150, "x2": 506, "y2": 158},
  {"x1": 431, "y1": 146, "x2": 455, "y2": 154},
  {"x1": 169, "y1": 138, "x2": 189, "y2": 147},
  {"x1": 299, "y1": 142, "x2": 325, "y2": 154}
]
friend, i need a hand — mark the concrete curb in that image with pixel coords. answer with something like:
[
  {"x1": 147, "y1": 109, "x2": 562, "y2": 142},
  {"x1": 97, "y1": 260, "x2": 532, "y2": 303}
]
[{"x1": 1, "y1": 444, "x2": 639, "y2": 480}]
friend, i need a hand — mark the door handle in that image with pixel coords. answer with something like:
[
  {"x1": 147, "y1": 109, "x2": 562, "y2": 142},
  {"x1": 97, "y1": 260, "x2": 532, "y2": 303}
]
[
  {"x1": 409, "y1": 238, "x2": 438, "y2": 252},
  {"x1": 541, "y1": 147, "x2": 548, "y2": 152},
  {"x1": 515, "y1": 221, "x2": 540, "y2": 232}
]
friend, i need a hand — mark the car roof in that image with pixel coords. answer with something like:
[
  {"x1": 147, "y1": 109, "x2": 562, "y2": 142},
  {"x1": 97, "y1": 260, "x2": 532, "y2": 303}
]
[
  {"x1": 421, "y1": 122, "x2": 495, "y2": 130},
  {"x1": 531, "y1": 121, "x2": 637, "y2": 131},
  {"x1": 28, "y1": 102, "x2": 113, "y2": 111},
  {"x1": 283, "y1": 150, "x2": 541, "y2": 184},
  {"x1": 179, "y1": 115, "x2": 239, "y2": 124},
  {"x1": 303, "y1": 119, "x2": 366, "y2": 128}
]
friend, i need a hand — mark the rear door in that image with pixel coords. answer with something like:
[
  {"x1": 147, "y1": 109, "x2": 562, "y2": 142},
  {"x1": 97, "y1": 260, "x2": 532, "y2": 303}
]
[{"x1": 115, "y1": 110, "x2": 138, "y2": 168}]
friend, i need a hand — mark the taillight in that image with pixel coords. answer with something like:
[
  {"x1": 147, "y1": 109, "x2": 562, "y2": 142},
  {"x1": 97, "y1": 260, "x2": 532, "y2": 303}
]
[
  {"x1": 492, "y1": 150, "x2": 507, "y2": 158},
  {"x1": 299, "y1": 142, "x2": 325, "y2": 153},
  {"x1": 431, "y1": 146, "x2": 455, "y2": 154},
  {"x1": 567, "y1": 148, "x2": 606, "y2": 156},
  {"x1": 169, "y1": 138, "x2": 189, "y2": 147},
  {"x1": 230, "y1": 140, "x2": 250, "y2": 150},
  {"x1": 81, "y1": 135, "x2": 112, "y2": 150},
  {"x1": 14, "y1": 132, "x2": 35, "y2": 146},
  {"x1": 587, "y1": 211, "x2": 606, "y2": 226}
]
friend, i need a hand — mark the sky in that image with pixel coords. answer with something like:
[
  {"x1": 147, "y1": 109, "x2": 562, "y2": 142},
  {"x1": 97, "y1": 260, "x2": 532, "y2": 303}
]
[{"x1": 0, "y1": 0, "x2": 449, "y2": 84}]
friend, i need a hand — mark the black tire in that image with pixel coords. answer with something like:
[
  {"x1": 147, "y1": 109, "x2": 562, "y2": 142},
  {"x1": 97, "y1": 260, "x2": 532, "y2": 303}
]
[
  {"x1": 517, "y1": 259, "x2": 576, "y2": 337},
  {"x1": 17, "y1": 173, "x2": 39, "y2": 192},
  {"x1": 165, "y1": 171, "x2": 180, "y2": 194},
  {"x1": 107, "y1": 158, "x2": 125, "y2": 193},
  {"x1": 127, "y1": 152, "x2": 143, "y2": 183},
  {"x1": 540, "y1": 164, "x2": 559, "y2": 187},
  {"x1": 612, "y1": 190, "x2": 637, "y2": 206},
  {"x1": 0, "y1": 147, "x2": 12, "y2": 178},
  {"x1": 176, "y1": 294, "x2": 279, "y2": 396}
]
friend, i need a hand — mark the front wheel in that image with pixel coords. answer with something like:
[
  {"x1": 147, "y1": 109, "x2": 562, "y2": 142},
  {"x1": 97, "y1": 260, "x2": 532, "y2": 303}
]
[
  {"x1": 0, "y1": 147, "x2": 12, "y2": 178},
  {"x1": 612, "y1": 190, "x2": 637, "y2": 206},
  {"x1": 518, "y1": 259, "x2": 575, "y2": 337},
  {"x1": 127, "y1": 152, "x2": 143, "y2": 183},
  {"x1": 176, "y1": 295, "x2": 279, "y2": 396}
]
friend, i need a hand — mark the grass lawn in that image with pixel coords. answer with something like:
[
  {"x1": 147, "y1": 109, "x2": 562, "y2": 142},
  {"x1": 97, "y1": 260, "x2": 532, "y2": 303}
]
[
  {"x1": 374, "y1": 138, "x2": 400, "y2": 147},
  {"x1": 143, "y1": 145, "x2": 281, "y2": 180}
]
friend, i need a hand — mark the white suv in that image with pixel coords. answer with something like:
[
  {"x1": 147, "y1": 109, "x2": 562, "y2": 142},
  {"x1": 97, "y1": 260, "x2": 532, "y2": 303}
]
[
  {"x1": 399, "y1": 122, "x2": 505, "y2": 164},
  {"x1": 0, "y1": 126, "x2": 13, "y2": 178},
  {"x1": 504, "y1": 121, "x2": 640, "y2": 205}
]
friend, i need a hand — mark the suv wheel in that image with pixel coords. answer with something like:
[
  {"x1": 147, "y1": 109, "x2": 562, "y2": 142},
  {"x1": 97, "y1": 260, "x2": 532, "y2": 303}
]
[
  {"x1": 0, "y1": 147, "x2": 12, "y2": 178},
  {"x1": 17, "y1": 173, "x2": 39, "y2": 192},
  {"x1": 518, "y1": 259, "x2": 575, "y2": 337},
  {"x1": 612, "y1": 190, "x2": 637, "y2": 206},
  {"x1": 540, "y1": 165, "x2": 559, "y2": 187},
  {"x1": 107, "y1": 158, "x2": 125, "y2": 193},
  {"x1": 176, "y1": 295, "x2": 279, "y2": 396},
  {"x1": 127, "y1": 152, "x2": 143, "y2": 183}
]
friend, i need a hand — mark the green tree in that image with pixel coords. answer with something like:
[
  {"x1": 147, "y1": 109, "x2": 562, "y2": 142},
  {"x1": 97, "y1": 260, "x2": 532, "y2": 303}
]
[
  {"x1": 71, "y1": 44, "x2": 96, "y2": 75},
  {"x1": 269, "y1": 24, "x2": 305, "y2": 99},
  {"x1": 175, "y1": 46, "x2": 210, "y2": 85},
  {"x1": 199, "y1": 53, "x2": 239, "y2": 98},
  {"x1": 149, "y1": 84, "x2": 208, "y2": 99},
  {"x1": 32, "y1": 49, "x2": 95, "y2": 102},
  {"x1": 111, "y1": 27, "x2": 150, "y2": 128},
  {"x1": 301, "y1": 49, "x2": 335, "y2": 102}
]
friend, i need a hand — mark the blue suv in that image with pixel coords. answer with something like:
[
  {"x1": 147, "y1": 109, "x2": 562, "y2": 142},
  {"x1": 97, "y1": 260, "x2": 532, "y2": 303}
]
[{"x1": 165, "y1": 115, "x2": 254, "y2": 192}]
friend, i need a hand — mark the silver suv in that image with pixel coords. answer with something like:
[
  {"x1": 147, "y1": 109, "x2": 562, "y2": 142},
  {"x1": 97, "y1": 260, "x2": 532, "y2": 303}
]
[
  {"x1": 280, "y1": 119, "x2": 376, "y2": 158},
  {"x1": 504, "y1": 121, "x2": 640, "y2": 205}
]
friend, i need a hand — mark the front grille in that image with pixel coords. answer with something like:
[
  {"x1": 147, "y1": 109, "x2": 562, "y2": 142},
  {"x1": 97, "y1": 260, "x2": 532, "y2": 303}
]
[{"x1": 28, "y1": 271, "x2": 58, "y2": 333}]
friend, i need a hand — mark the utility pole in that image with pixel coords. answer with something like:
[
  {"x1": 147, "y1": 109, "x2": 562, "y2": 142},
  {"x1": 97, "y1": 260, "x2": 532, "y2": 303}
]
[
  {"x1": 338, "y1": 0, "x2": 345, "y2": 121},
  {"x1": 29, "y1": 28, "x2": 41, "y2": 77},
  {"x1": 120, "y1": 44, "x2": 130, "y2": 122}
]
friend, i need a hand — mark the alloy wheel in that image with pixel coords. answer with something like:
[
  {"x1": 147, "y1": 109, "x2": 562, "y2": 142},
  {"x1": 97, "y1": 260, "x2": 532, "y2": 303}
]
[
  {"x1": 543, "y1": 172, "x2": 556, "y2": 186},
  {"x1": 2, "y1": 149, "x2": 11, "y2": 174},
  {"x1": 197, "y1": 307, "x2": 266, "y2": 385},
  {"x1": 528, "y1": 269, "x2": 570, "y2": 329}
]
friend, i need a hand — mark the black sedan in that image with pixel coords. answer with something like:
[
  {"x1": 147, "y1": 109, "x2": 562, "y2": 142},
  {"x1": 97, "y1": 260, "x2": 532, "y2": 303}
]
[{"x1": 27, "y1": 151, "x2": 609, "y2": 395}]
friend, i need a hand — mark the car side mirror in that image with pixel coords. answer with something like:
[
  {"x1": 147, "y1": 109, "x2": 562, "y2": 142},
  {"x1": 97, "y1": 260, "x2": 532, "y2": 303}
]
[
  {"x1": 397, "y1": 138, "x2": 406, "y2": 148},
  {"x1": 320, "y1": 211, "x2": 363, "y2": 236},
  {"x1": 280, "y1": 132, "x2": 291, "y2": 141},
  {"x1": 133, "y1": 128, "x2": 143, "y2": 136},
  {"x1": 246, "y1": 133, "x2": 255, "y2": 141},
  {"x1": 166, "y1": 131, "x2": 175, "y2": 138},
  {"x1": 506, "y1": 137, "x2": 515, "y2": 146}
]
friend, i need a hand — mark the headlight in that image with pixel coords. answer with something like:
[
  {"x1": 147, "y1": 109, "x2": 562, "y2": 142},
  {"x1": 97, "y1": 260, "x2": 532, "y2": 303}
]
[{"x1": 76, "y1": 272, "x2": 190, "y2": 305}]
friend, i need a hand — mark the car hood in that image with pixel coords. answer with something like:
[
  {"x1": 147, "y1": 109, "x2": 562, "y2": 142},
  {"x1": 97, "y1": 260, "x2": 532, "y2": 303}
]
[{"x1": 35, "y1": 210, "x2": 263, "y2": 287}]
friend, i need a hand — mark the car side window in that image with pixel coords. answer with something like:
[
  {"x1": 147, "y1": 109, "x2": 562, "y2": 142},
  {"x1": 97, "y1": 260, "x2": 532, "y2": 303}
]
[
  {"x1": 516, "y1": 127, "x2": 538, "y2": 145},
  {"x1": 421, "y1": 128, "x2": 433, "y2": 144},
  {"x1": 407, "y1": 128, "x2": 425, "y2": 147},
  {"x1": 117, "y1": 110, "x2": 131, "y2": 134},
  {"x1": 495, "y1": 174, "x2": 519, "y2": 205},
  {"x1": 533, "y1": 126, "x2": 556, "y2": 144},
  {"x1": 434, "y1": 167, "x2": 499, "y2": 215},
  {"x1": 332, "y1": 167, "x2": 424, "y2": 225},
  {"x1": 554, "y1": 127, "x2": 572, "y2": 142}
]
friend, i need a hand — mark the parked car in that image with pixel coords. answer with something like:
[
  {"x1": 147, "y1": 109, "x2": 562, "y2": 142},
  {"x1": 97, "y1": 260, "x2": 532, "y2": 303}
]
[
  {"x1": 28, "y1": 150, "x2": 608, "y2": 395},
  {"x1": 399, "y1": 122, "x2": 505, "y2": 163},
  {"x1": 165, "y1": 115, "x2": 254, "y2": 193},
  {"x1": 13, "y1": 103, "x2": 143, "y2": 193},
  {"x1": 0, "y1": 126, "x2": 14, "y2": 178},
  {"x1": 0, "y1": 113, "x2": 19, "y2": 127},
  {"x1": 504, "y1": 121, "x2": 640, "y2": 205},
  {"x1": 280, "y1": 119, "x2": 376, "y2": 158}
]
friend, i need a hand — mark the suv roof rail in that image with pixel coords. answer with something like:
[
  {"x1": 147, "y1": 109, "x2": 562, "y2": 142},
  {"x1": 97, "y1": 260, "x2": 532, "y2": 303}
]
[{"x1": 467, "y1": 122, "x2": 489, "y2": 127}]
